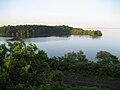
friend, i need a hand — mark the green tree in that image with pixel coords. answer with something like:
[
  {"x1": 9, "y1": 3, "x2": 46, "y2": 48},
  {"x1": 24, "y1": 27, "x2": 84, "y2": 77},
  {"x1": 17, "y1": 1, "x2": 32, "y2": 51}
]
[
  {"x1": 96, "y1": 51, "x2": 119, "y2": 64},
  {"x1": 64, "y1": 50, "x2": 88, "y2": 63}
]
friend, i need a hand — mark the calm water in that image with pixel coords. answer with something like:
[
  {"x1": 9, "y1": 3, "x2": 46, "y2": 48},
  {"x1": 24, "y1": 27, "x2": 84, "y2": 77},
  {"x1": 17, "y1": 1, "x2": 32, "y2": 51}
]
[{"x1": 0, "y1": 29, "x2": 120, "y2": 60}]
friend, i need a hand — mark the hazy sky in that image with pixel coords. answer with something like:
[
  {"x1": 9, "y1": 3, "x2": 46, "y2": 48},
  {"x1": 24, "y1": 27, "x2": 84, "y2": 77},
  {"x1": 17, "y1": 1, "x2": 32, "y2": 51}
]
[{"x1": 0, "y1": 0, "x2": 120, "y2": 28}]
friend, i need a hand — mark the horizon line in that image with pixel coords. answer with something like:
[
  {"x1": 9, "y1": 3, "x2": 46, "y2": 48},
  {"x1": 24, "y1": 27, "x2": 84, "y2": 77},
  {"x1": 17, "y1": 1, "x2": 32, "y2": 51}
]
[{"x1": 0, "y1": 24, "x2": 120, "y2": 29}]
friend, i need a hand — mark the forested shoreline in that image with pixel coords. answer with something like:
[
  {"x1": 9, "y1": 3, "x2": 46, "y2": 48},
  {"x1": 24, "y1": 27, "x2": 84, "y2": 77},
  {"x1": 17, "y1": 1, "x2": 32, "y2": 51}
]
[
  {"x1": 0, "y1": 25, "x2": 102, "y2": 39},
  {"x1": 0, "y1": 41, "x2": 120, "y2": 90}
]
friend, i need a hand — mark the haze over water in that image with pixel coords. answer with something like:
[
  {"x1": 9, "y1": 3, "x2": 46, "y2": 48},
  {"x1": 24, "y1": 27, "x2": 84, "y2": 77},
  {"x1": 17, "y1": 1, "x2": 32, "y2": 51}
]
[{"x1": 0, "y1": 0, "x2": 120, "y2": 28}]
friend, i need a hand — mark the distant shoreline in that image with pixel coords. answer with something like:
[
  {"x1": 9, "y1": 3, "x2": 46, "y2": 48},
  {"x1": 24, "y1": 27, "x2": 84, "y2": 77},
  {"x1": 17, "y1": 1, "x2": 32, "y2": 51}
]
[
  {"x1": 0, "y1": 24, "x2": 120, "y2": 30},
  {"x1": 0, "y1": 25, "x2": 102, "y2": 40}
]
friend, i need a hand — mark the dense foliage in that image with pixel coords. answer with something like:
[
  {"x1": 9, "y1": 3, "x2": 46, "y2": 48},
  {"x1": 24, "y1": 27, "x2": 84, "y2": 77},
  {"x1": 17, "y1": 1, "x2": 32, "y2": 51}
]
[
  {"x1": 0, "y1": 40, "x2": 66, "y2": 90},
  {"x1": 71, "y1": 28, "x2": 102, "y2": 38},
  {"x1": 0, "y1": 25, "x2": 102, "y2": 39},
  {"x1": 50, "y1": 51, "x2": 120, "y2": 79},
  {"x1": 0, "y1": 41, "x2": 119, "y2": 90}
]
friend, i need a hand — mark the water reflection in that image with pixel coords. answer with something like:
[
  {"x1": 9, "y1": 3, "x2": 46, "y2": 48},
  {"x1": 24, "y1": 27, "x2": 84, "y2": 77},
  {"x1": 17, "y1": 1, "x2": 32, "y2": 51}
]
[
  {"x1": 23, "y1": 35, "x2": 101, "y2": 43},
  {"x1": 5, "y1": 34, "x2": 102, "y2": 42}
]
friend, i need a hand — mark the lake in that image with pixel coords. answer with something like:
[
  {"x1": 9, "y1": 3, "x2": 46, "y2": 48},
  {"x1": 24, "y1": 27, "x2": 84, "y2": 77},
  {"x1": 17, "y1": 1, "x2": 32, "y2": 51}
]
[{"x1": 0, "y1": 29, "x2": 120, "y2": 60}]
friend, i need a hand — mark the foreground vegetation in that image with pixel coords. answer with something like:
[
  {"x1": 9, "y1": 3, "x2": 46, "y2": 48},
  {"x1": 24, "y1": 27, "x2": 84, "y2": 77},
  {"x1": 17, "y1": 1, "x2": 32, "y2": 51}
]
[
  {"x1": 0, "y1": 41, "x2": 120, "y2": 90},
  {"x1": 0, "y1": 25, "x2": 102, "y2": 39}
]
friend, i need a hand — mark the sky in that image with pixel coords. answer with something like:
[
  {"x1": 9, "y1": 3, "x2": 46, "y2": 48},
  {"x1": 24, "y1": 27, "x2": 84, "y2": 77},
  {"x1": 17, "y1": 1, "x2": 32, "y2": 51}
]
[{"x1": 0, "y1": 0, "x2": 120, "y2": 28}]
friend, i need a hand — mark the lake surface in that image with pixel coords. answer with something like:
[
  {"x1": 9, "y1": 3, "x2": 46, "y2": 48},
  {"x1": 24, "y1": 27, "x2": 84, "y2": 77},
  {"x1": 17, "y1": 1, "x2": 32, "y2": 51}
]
[{"x1": 0, "y1": 29, "x2": 120, "y2": 60}]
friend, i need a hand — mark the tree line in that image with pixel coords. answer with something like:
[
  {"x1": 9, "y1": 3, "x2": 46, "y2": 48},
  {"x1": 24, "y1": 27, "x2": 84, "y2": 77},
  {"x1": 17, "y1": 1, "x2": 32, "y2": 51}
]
[
  {"x1": 0, "y1": 40, "x2": 120, "y2": 90},
  {"x1": 0, "y1": 25, "x2": 102, "y2": 39}
]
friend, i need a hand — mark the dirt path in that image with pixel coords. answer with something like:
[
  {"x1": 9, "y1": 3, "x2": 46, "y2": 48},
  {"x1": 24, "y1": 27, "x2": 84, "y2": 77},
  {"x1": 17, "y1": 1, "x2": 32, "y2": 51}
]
[{"x1": 64, "y1": 75, "x2": 120, "y2": 89}]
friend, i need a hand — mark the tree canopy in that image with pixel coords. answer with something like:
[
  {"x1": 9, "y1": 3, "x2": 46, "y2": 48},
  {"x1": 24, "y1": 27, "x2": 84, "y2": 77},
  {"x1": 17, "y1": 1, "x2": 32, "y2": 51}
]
[
  {"x1": 0, "y1": 41, "x2": 119, "y2": 90},
  {"x1": 0, "y1": 25, "x2": 102, "y2": 40}
]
